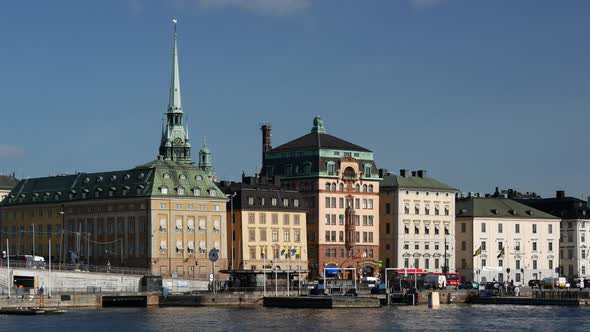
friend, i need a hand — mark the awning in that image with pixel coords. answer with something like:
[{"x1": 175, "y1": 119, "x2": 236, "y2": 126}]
[
  {"x1": 325, "y1": 264, "x2": 339, "y2": 276},
  {"x1": 188, "y1": 241, "x2": 195, "y2": 250}
]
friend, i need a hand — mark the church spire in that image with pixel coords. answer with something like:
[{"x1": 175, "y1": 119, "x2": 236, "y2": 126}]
[
  {"x1": 158, "y1": 19, "x2": 191, "y2": 163},
  {"x1": 168, "y1": 19, "x2": 182, "y2": 113}
]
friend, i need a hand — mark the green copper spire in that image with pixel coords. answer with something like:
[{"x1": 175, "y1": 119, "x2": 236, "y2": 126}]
[
  {"x1": 311, "y1": 115, "x2": 327, "y2": 134},
  {"x1": 198, "y1": 137, "x2": 215, "y2": 176},
  {"x1": 168, "y1": 19, "x2": 182, "y2": 113},
  {"x1": 159, "y1": 19, "x2": 191, "y2": 163}
]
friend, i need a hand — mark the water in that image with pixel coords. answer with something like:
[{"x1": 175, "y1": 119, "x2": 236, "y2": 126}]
[{"x1": 1, "y1": 305, "x2": 589, "y2": 331}]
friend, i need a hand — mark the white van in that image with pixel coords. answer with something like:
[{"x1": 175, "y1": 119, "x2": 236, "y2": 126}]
[
  {"x1": 33, "y1": 256, "x2": 46, "y2": 269},
  {"x1": 425, "y1": 274, "x2": 447, "y2": 289}
]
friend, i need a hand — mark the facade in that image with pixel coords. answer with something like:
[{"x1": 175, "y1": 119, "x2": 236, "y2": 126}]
[
  {"x1": 455, "y1": 197, "x2": 560, "y2": 285},
  {"x1": 260, "y1": 117, "x2": 380, "y2": 279},
  {"x1": 515, "y1": 190, "x2": 590, "y2": 278},
  {"x1": 0, "y1": 175, "x2": 18, "y2": 203},
  {"x1": 219, "y1": 176, "x2": 308, "y2": 277},
  {"x1": 379, "y1": 169, "x2": 457, "y2": 273},
  {"x1": 0, "y1": 23, "x2": 228, "y2": 279}
]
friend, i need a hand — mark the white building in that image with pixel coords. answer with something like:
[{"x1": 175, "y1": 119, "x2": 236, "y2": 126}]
[
  {"x1": 455, "y1": 196, "x2": 560, "y2": 285},
  {"x1": 515, "y1": 191, "x2": 590, "y2": 278},
  {"x1": 380, "y1": 169, "x2": 457, "y2": 273}
]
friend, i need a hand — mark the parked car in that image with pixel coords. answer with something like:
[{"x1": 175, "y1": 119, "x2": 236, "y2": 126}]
[
  {"x1": 541, "y1": 278, "x2": 555, "y2": 289},
  {"x1": 459, "y1": 281, "x2": 479, "y2": 290},
  {"x1": 424, "y1": 274, "x2": 447, "y2": 289},
  {"x1": 528, "y1": 279, "x2": 541, "y2": 289}
]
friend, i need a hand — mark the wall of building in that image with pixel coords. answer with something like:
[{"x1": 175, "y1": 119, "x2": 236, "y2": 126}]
[
  {"x1": 381, "y1": 188, "x2": 455, "y2": 272},
  {"x1": 560, "y1": 219, "x2": 590, "y2": 277},
  {"x1": 150, "y1": 197, "x2": 227, "y2": 279},
  {"x1": 456, "y1": 216, "x2": 560, "y2": 285}
]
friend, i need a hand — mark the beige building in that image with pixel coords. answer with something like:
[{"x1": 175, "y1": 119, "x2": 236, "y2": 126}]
[
  {"x1": 455, "y1": 196, "x2": 560, "y2": 285},
  {"x1": 0, "y1": 22, "x2": 229, "y2": 280},
  {"x1": 380, "y1": 169, "x2": 457, "y2": 273}
]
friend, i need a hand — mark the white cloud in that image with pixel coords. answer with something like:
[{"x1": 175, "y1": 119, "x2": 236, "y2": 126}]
[
  {"x1": 410, "y1": 0, "x2": 445, "y2": 10},
  {"x1": 196, "y1": 0, "x2": 310, "y2": 16},
  {"x1": 0, "y1": 145, "x2": 25, "y2": 159}
]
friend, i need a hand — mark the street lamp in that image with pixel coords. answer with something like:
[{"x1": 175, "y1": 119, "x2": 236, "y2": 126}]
[{"x1": 58, "y1": 208, "x2": 65, "y2": 270}]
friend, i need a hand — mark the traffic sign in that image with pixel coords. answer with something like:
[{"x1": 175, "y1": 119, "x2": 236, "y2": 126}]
[{"x1": 209, "y1": 249, "x2": 219, "y2": 262}]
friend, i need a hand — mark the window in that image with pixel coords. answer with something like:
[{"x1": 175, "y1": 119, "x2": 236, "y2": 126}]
[
  {"x1": 404, "y1": 225, "x2": 409, "y2": 234},
  {"x1": 339, "y1": 197, "x2": 344, "y2": 209},
  {"x1": 532, "y1": 224, "x2": 537, "y2": 234},
  {"x1": 327, "y1": 162, "x2": 336, "y2": 176},
  {"x1": 414, "y1": 243, "x2": 419, "y2": 250},
  {"x1": 461, "y1": 223, "x2": 466, "y2": 233},
  {"x1": 516, "y1": 260, "x2": 521, "y2": 270},
  {"x1": 259, "y1": 229, "x2": 267, "y2": 241},
  {"x1": 481, "y1": 223, "x2": 486, "y2": 233},
  {"x1": 248, "y1": 213, "x2": 255, "y2": 225},
  {"x1": 414, "y1": 225, "x2": 419, "y2": 234},
  {"x1": 368, "y1": 184, "x2": 374, "y2": 192},
  {"x1": 331, "y1": 231, "x2": 336, "y2": 242},
  {"x1": 339, "y1": 215, "x2": 345, "y2": 225},
  {"x1": 404, "y1": 205, "x2": 410, "y2": 214},
  {"x1": 177, "y1": 187, "x2": 185, "y2": 195},
  {"x1": 386, "y1": 203, "x2": 391, "y2": 214},
  {"x1": 548, "y1": 241, "x2": 553, "y2": 251},
  {"x1": 415, "y1": 206, "x2": 419, "y2": 214},
  {"x1": 481, "y1": 241, "x2": 486, "y2": 251},
  {"x1": 339, "y1": 231, "x2": 344, "y2": 242},
  {"x1": 355, "y1": 184, "x2": 360, "y2": 192},
  {"x1": 283, "y1": 214, "x2": 290, "y2": 225},
  {"x1": 364, "y1": 164, "x2": 372, "y2": 177},
  {"x1": 435, "y1": 259, "x2": 439, "y2": 269},
  {"x1": 435, "y1": 207, "x2": 439, "y2": 215},
  {"x1": 293, "y1": 214, "x2": 300, "y2": 225},
  {"x1": 404, "y1": 243, "x2": 409, "y2": 250},
  {"x1": 272, "y1": 230, "x2": 279, "y2": 242},
  {"x1": 515, "y1": 224, "x2": 520, "y2": 234},
  {"x1": 363, "y1": 199, "x2": 367, "y2": 209},
  {"x1": 363, "y1": 184, "x2": 368, "y2": 192},
  {"x1": 293, "y1": 199, "x2": 299, "y2": 207},
  {"x1": 425, "y1": 206, "x2": 430, "y2": 215},
  {"x1": 272, "y1": 198, "x2": 277, "y2": 206},
  {"x1": 549, "y1": 224, "x2": 553, "y2": 234},
  {"x1": 325, "y1": 214, "x2": 330, "y2": 225},
  {"x1": 461, "y1": 241, "x2": 466, "y2": 251},
  {"x1": 193, "y1": 188, "x2": 201, "y2": 196},
  {"x1": 444, "y1": 226, "x2": 449, "y2": 235},
  {"x1": 445, "y1": 207, "x2": 449, "y2": 215},
  {"x1": 209, "y1": 189, "x2": 217, "y2": 196},
  {"x1": 498, "y1": 242, "x2": 503, "y2": 251},
  {"x1": 248, "y1": 197, "x2": 254, "y2": 205},
  {"x1": 481, "y1": 259, "x2": 486, "y2": 267},
  {"x1": 532, "y1": 242, "x2": 537, "y2": 251},
  {"x1": 368, "y1": 199, "x2": 374, "y2": 209},
  {"x1": 272, "y1": 214, "x2": 278, "y2": 225},
  {"x1": 498, "y1": 223, "x2": 503, "y2": 233},
  {"x1": 339, "y1": 183, "x2": 344, "y2": 192},
  {"x1": 515, "y1": 242, "x2": 520, "y2": 251},
  {"x1": 294, "y1": 230, "x2": 301, "y2": 242},
  {"x1": 160, "y1": 186, "x2": 168, "y2": 194},
  {"x1": 404, "y1": 258, "x2": 409, "y2": 268},
  {"x1": 549, "y1": 260, "x2": 553, "y2": 270},
  {"x1": 498, "y1": 259, "x2": 503, "y2": 267},
  {"x1": 385, "y1": 223, "x2": 391, "y2": 234}
]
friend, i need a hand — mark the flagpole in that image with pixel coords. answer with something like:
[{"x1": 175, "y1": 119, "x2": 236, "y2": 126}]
[
  {"x1": 298, "y1": 246, "x2": 301, "y2": 296},
  {"x1": 7, "y1": 239, "x2": 10, "y2": 299},
  {"x1": 287, "y1": 247, "x2": 290, "y2": 297}
]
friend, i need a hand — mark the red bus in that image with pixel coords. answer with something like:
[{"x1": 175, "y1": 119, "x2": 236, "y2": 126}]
[{"x1": 432, "y1": 272, "x2": 461, "y2": 286}]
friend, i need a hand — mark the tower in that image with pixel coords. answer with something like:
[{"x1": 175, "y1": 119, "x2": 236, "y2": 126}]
[
  {"x1": 158, "y1": 19, "x2": 191, "y2": 163},
  {"x1": 198, "y1": 138, "x2": 215, "y2": 177}
]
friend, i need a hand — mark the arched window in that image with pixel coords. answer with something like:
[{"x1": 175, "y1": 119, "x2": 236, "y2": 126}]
[
  {"x1": 179, "y1": 174, "x2": 187, "y2": 180},
  {"x1": 368, "y1": 184, "x2": 374, "y2": 193},
  {"x1": 163, "y1": 173, "x2": 170, "y2": 179},
  {"x1": 160, "y1": 186, "x2": 169, "y2": 195},
  {"x1": 331, "y1": 182, "x2": 337, "y2": 191},
  {"x1": 355, "y1": 184, "x2": 360, "y2": 192},
  {"x1": 177, "y1": 187, "x2": 185, "y2": 195},
  {"x1": 363, "y1": 184, "x2": 368, "y2": 192},
  {"x1": 325, "y1": 183, "x2": 331, "y2": 191},
  {"x1": 196, "y1": 175, "x2": 203, "y2": 181},
  {"x1": 339, "y1": 183, "x2": 344, "y2": 192}
]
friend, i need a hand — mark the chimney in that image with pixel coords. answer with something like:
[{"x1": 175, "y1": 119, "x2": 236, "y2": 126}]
[
  {"x1": 556, "y1": 190, "x2": 565, "y2": 199},
  {"x1": 261, "y1": 124, "x2": 272, "y2": 164},
  {"x1": 411, "y1": 171, "x2": 417, "y2": 177},
  {"x1": 417, "y1": 170, "x2": 428, "y2": 178},
  {"x1": 400, "y1": 169, "x2": 409, "y2": 177},
  {"x1": 378, "y1": 168, "x2": 388, "y2": 178}
]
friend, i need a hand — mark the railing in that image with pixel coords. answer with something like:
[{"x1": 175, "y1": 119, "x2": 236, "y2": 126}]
[{"x1": 533, "y1": 290, "x2": 590, "y2": 300}]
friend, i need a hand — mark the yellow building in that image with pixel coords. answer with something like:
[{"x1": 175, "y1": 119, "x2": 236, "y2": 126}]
[
  {"x1": 0, "y1": 22, "x2": 228, "y2": 279},
  {"x1": 220, "y1": 176, "x2": 308, "y2": 287}
]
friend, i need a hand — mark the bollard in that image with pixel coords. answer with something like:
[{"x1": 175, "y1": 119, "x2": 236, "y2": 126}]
[{"x1": 428, "y1": 291, "x2": 440, "y2": 308}]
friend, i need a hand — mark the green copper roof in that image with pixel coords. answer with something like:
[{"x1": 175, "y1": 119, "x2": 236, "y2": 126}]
[
  {"x1": 456, "y1": 198, "x2": 558, "y2": 219},
  {"x1": 1, "y1": 160, "x2": 225, "y2": 206},
  {"x1": 380, "y1": 174, "x2": 457, "y2": 191}
]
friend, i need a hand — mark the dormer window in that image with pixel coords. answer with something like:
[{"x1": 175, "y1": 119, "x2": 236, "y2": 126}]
[
  {"x1": 209, "y1": 189, "x2": 217, "y2": 196},
  {"x1": 110, "y1": 175, "x2": 117, "y2": 181},
  {"x1": 196, "y1": 175, "x2": 203, "y2": 181},
  {"x1": 327, "y1": 161, "x2": 336, "y2": 176},
  {"x1": 84, "y1": 177, "x2": 90, "y2": 183},
  {"x1": 96, "y1": 176, "x2": 103, "y2": 183},
  {"x1": 124, "y1": 174, "x2": 131, "y2": 180},
  {"x1": 163, "y1": 173, "x2": 170, "y2": 179},
  {"x1": 193, "y1": 188, "x2": 201, "y2": 196},
  {"x1": 160, "y1": 186, "x2": 169, "y2": 195},
  {"x1": 177, "y1": 187, "x2": 185, "y2": 195},
  {"x1": 364, "y1": 164, "x2": 372, "y2": 177},
  {"x1": 138, "y1": 173, "x2": 144, "y2": 179},
  {"x1": 179, "y1": 174, "x2": 187, "y2": 180}
]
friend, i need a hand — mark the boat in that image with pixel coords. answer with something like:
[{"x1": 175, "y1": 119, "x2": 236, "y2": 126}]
[
  {"x1": 0, "y1": 307, "x2": 66, "y2": 315},
  {"x1": 0, "y1": 307, "x2": 46, "y2": 315}
]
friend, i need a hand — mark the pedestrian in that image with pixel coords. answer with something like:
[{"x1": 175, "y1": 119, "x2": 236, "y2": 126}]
[{"x1": 38, "y1": 286, "x2": 45, "y2": 305}]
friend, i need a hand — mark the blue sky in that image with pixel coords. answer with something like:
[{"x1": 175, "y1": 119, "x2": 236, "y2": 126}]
[{"x1": 0, "y1": 0, "x2": 589, "y2": 198}]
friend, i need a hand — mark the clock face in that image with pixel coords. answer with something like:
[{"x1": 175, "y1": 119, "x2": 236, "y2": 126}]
[{"x1": 174, "y1": 137, "x2": 183, "y2": 145}]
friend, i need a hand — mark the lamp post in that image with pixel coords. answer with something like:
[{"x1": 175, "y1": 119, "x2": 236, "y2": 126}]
[{"x1": 58, "y1": 208, "x2": 65, "y2": 270}]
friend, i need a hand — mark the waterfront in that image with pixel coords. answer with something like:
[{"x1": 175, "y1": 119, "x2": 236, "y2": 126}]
[{"x1": 1, "y1": 305, "x2": 590, "y2": 331}]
